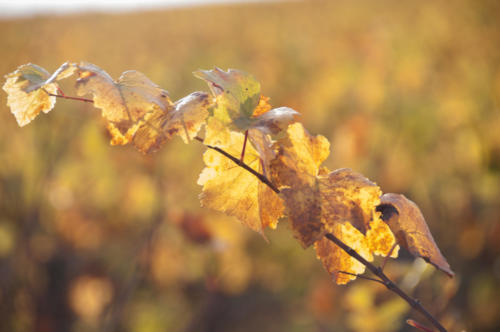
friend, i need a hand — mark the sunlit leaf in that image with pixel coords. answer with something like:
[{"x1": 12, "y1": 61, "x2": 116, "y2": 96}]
[
  {"x1": 315, "y1": 214, "x2": 398, "y2": 285},
  {"x1": 269, "y1": 122, "x2": 330, "y2": 246},
  {"x1": 131, "y1": 91, "x2": 211, "y2": 153},
  {"x1": 197, "y1": 117, "x2": 284, "y2": 234},
  {"x1": 194, "y1": 67, "x2": 261, "y2": 129},
  {"x1": 251, "y1": 107, "x2": 299, "y2": 136},
  {"x1": 75, "y1": 62, "x2": 171, "y2": 145},
  {"x1": 378, "y1": 193, "x2": 454, "y2": 277},
  {"x1": 318, "y1": 168, "x2": 382, "y2": 234},
  {"x1": 3, "y1": 62, "x2": 76, "y2": 126},
  {"x1": 166, "y1": 91, "x2": 211, "y2": 143},
  {"x1": 195, "y1": 68, "x2": 299, "y2": 134}
]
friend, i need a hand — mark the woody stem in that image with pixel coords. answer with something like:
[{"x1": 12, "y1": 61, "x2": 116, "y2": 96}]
[{"x1": 324, "y1": 233, "x2": 447, "y2": 332}]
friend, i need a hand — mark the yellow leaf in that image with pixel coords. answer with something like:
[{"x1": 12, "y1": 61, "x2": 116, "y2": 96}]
[
  {"x1": 315, "y1": 214, "x2": 398, "y2": 285},
  {"x1": 318, "y1": 168, "x2": 382, "y2": 234},
  {"x1": 131, "y1": 91, "x2": 211, "y2": 153},
  {"x1": 197, "y1": 117, "x2": 284, "y2": 234},
  {"x1": 3, "y1": 62, "x2": 76, "y2": 126},
  {"x1": 269, "y1": 122, "x2": 330, "y2": 246},
  {"x1": 75, "y1": 62, "x2": 171, "y2": 145}
]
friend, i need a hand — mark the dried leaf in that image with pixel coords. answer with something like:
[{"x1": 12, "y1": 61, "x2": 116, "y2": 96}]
[
  {"x1": 3, "y1": 62, "x2": 76, "y2": 126},
  {"x1": 378, "y1": 193, "x2": 454, "y2": 277},
  {"x1": 269, "y1": 122, "x2": 330, "y2": 246},
  {"x1": 318, "y1": 168, "x2": 382, "y2": 234},
  {"x1": 197, "y1": 118, "x2": 284, "y2": 234},
  {"x1": 75, "y1": 62, "x2": 171, "y2": 145}
]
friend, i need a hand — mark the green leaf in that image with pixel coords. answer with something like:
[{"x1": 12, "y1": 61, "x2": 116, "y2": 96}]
[{"x1": 194, "y1": 67, "x2": 261, "y2": 130}]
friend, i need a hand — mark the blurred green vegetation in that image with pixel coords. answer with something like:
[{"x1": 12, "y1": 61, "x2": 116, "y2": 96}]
[{"x1": 0, "y1": 0, "x2": 499, "y2": 331}]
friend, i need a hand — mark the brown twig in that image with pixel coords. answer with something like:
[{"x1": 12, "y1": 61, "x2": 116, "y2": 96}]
[
  {"x1": 194, "y1": 136, "x2": 280, "y2": 194},
  {"x1": 324, "y1": 233, "x2": 447, "y2": 332},
  {"x1": 337, "y1": 271, "x2": 385, "y2": 285}
]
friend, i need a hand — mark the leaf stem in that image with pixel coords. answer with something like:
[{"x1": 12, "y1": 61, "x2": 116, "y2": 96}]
[
  {"x1": 240, "y1": 130, "x2": 248, "y2": 162},
  {"x1": 337, "y1": 271, "x2": 385, "y2": 285},
  {"x1": 324, "y1": 233, "x2": 447, "y2": 332},
  {"x1": 43, "y1": 89, "x2": 94, "y2": 103}
]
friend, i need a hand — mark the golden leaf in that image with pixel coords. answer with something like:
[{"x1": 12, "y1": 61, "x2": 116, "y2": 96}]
[
  {"x1": 75, "y1": 62, "x2": 171, "y2": 145},
  {"x1": 131, "y1": 92, "x2": 211, "y2": 153},
  {"x1": 251, "y1": 95, "x2": 272, "y2": 117},
  {"x1": 3, "y1": 62, "x2": 76, "y2": 126},
  {"x1": 197, "y1": 117, "x2": 284, "y2": 234},
  {"x1": 315, "y1": 215, "x2": 398, "y2": 285},
  {"x1": 269, "y1": 122, "x2": 330, "y2": 246},
  {"x1": 318, "y1": 168, "x2": 382, "y2": 234},
  {"x1": 378, "y1": 193, "x2": 454, "y2": 277}
]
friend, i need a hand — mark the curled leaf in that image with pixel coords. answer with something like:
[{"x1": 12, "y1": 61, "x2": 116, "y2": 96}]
[
  {"x1": 318, "y1": 168, "x2": 382, "y2": 234},
  {"x1": 251, "y1": 107, "x2": 299, "y2": 136},
  {"x1": 377, "y1": 193, "x2": 454, "y2": 277},
  {"x1": 3, "y1": 62, "x2": 76, "y2": 126}
]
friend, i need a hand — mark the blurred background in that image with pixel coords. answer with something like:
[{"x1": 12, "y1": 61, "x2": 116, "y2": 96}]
[{"x1": 0, "y1": 0, "x2": 499, "y2": 331}]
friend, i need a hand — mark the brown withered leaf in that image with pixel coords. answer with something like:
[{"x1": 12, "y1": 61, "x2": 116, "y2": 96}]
[
  {"x1": 197, "y1": 117, "x2": 284, "y2": 233},
  {"x1": 131, "y1": 92, "x2": 211, "y2": 153},
  {"x1": 269, "y1": 122, "x2": 330, "y2": 246},
  {"x1": 75, "y1": 62, "x2": 171, "y2": 145},
  {"x1": 315, "y1": 215, "x2": 398, "y2": 285},
  {"x1": 3, "y1": 62, "x2": 76, "y2": 126},
  {"x1": 318, "y1": 168, "x2": 382, "y2": 234},
  {"x1": 378, "y1": 193, "x2": 454, "y2": 277}
]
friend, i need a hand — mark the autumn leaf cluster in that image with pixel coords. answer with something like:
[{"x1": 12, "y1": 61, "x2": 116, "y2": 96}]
[{"x1": 3, "y1": 62, "x2": 453, "y2": 284}]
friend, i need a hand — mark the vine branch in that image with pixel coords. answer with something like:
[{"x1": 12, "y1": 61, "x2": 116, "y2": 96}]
[
  {"x1": 49, "y1": 90, "x2": 447, "y2": 332},
  {"x1": 324, "y1": 233, "x2": 447, "y2": 332},
  {"x1": 193, "y1": 136, "x2": 280, "y2": 194}
]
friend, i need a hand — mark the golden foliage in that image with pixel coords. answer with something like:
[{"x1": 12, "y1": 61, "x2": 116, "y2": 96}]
[
  {"x1": 198, "y1": 117, "x2": 284, "y2": 234},
  {"x1": 2, "y1": 62, "x2": 75, "y2": 126}
]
